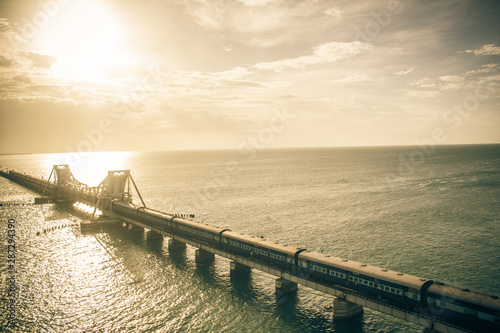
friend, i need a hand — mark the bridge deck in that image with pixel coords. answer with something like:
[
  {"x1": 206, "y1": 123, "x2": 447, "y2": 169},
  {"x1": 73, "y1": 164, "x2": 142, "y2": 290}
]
[{"x1": 0, "y1": 167, "x2": 492, "y2": 333}]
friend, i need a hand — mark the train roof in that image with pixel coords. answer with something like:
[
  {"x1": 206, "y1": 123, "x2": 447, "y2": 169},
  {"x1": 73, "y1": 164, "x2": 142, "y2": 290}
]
[
  {"x1": 428, "y1": 282, "x2": 500, "y2": 312},
  {"x1": 300, "y1": 250, "x2": 430, "y2": 290},
  {"x1": 173, "y1": 216, "x2": 229, "y2": 234},
  {"x1": 223, "y1": 230, "x2": 303, "y2": 256}
]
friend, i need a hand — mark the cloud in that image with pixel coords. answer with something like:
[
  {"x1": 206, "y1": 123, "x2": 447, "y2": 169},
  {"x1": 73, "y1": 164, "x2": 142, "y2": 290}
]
[
  {"x1": 332, "y1": 74, "x2": 372, "y2": 83},
  {"x1": 406, "y1": 91, "x2": 441, "y2": 99},
  {"x1": 466, "y1": 63, "x2": 499, "y2": 75},
  {"x1": 439, "y1": 75, "x2": 464, "y2": 82},
  {"x1": 161, "y1": 106, "x2": 255, "y2": 134},
  {"x1": 255, "y1": 41, "x2": 373, "y2": 71},
  {"x1": 324, "y1": 7, "x2": 342, "y2": 18},
  {"x1": 166, "y1": 66, "x2": 272, "y2": 96},
  {"x1": 464, "y1": 44, "x2": 500, "y2": 56},
  {"x1": 237, "y1": 0, "x2": 274, "y2": 6},
  {"x1": 0, "y1": 55, "x2": 14, "y2": 67},
  {"x1": 410, "y1": 78, "x2": 436, "y2": 88},
  {"x1": 182, "y1": 66, "x2": 253, "y2": 82},
  {"x1": 186, "y1": 0, "x2": 285, "y2": 33},
  {"x1": 437, "y1": 76, "x2": 465, "y2": 91},
  {"x1": 13, "y1": 75, "x2": 32, "y2": 84},
  {"x1": 22, "y1": 52, "x2": 57, "y2": 68},
  {"x1": 394, "y1": 68, "x2": 413, "y2": 75},
  {"x1": 183, "y1": 0, "x2": 349, "y2": 47}
]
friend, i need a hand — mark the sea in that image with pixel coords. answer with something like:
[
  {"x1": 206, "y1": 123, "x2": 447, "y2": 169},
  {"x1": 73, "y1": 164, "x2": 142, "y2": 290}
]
[{"x1": 1, "y1": 144, "x2": 499, "y2": 332}]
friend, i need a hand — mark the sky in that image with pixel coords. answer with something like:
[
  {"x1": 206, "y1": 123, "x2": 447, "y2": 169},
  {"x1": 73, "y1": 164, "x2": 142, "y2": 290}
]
[{"x1": 0, "y1": 0, "x2": 499, "y2": 154}]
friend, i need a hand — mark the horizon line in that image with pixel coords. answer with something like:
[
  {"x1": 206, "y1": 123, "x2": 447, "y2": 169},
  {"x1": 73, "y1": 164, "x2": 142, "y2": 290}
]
[{"x1": 1, "y1": 142, "x2": 500, "y2": 156}]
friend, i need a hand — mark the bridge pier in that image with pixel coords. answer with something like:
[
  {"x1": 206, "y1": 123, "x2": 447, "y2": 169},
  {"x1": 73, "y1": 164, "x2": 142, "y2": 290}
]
[
  {"x1": 333, "y1": 294, "x2": 363, "y2": 320},
  {"x1": 195, "y1": 249, "x2": 214, "y2": 263},
  {"x1": 275, "y1": 277, "x2": 298, "y2": 294},
  {"x1": 230, "y1": 261, "x2": 251, "y2": 277},
  {"x1": 168, "y1": 239, "x2": 186, "y2": 251}
]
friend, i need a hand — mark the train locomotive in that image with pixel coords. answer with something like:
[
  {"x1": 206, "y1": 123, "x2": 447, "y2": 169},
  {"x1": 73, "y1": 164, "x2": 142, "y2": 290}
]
[{"x1": 111, "y1": 200, "x2": 500, "y2": 332}]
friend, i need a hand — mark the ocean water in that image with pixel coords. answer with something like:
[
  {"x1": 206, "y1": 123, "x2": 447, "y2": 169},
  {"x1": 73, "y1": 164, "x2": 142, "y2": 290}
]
[{"x1": 1, "y1": 145, "x2": 499, "y2": 332}]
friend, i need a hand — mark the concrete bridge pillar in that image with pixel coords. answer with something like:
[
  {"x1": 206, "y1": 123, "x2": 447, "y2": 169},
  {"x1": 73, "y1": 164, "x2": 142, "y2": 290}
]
[
  {"x1": 168, "y1": 239, "x2": 186, "y2": 251},
  {"x1": 333, "y1": 294, "x2": 363, "y2": 320},
  {"x1": 230, "y1": 261, "x2": 251, "y2": 277},
  {"x1": 195, "y1": 249, "x2": 214, "y2": 263},
  {"x1": 275, "y1": 278, "x2": 298, "y2": 294}
]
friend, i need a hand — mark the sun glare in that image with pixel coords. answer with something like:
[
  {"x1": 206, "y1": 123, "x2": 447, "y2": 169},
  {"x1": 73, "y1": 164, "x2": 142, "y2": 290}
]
[
  {"x1": 34, "y1": 0, "x2": 126, "y2": 82},
  {"x1": 46, "y1": 151, "x2": 133, "y2": 187}
]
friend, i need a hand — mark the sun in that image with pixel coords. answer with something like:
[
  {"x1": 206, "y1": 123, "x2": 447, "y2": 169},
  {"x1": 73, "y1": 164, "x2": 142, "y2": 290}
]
[{"x1": 34, "y1": 0, "x2": 127, "y2": 82}]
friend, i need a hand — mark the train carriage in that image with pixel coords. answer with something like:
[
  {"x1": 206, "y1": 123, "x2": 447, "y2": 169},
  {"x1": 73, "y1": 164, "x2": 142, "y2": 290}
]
[
  {"x1": 112, "y1": 201, "x2": 139, "y2": 220},
  {"x1": 427, "y1": 282, "x2": 500, "y2": 331},
  {"x1": 299, "y1": 250, "x2": 430, "y2": 309},
  {"x1": 137, "y1": 207, "x2": 173, "y2": 231},
  {"x1": 221, "y1": 231, "x2": 303, "y2": 270},
  {"x1": 172, "y1": 217, "x2": 228, "y2": 247},
  {"x1": 113, "y1": 201, "x2": 174, "y2": 232}
]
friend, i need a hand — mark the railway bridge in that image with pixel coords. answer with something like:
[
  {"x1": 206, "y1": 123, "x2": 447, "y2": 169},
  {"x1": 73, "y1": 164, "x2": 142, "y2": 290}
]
[{"x1": 1, "y1": 165, "x2": 498, "y2": 333}]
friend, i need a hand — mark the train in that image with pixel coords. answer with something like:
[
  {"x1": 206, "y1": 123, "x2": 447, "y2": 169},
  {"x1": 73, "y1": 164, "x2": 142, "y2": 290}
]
[{"x1": 112, "y1": 200, "x2": 500, "y2": 332}]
